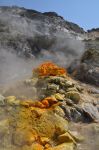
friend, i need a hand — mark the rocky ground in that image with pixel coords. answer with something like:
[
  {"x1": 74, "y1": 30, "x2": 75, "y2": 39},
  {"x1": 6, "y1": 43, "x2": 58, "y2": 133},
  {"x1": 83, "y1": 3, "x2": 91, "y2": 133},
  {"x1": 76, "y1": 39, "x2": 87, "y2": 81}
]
[
  {"x1": 0, "y1": 62, "x2": 99, "y2": 150},
  {"x1": 0, "y1": 6, "x2": 99, "y2": 150}
]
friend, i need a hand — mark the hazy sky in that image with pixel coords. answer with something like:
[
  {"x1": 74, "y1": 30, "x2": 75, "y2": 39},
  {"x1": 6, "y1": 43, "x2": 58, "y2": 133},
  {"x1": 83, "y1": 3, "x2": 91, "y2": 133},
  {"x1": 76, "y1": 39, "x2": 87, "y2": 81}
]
[{"x1": 0, "y1": 0, "x2": 99, "y2": 30}]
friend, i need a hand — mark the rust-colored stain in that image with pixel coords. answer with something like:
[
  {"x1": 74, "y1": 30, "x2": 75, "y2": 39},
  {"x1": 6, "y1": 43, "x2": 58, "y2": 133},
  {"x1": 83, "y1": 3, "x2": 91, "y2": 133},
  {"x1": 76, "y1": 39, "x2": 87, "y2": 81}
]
[{"x1": 33, "y1": 61, "x2": 67, "y2": 77}]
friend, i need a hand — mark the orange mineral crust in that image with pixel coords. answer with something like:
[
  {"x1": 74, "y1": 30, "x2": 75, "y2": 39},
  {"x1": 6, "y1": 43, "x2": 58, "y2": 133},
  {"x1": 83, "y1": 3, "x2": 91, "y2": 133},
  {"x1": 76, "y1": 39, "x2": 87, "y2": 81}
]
[
  {"x1": 33, "y1": 62, "x2": 67, "y2": 77},
  {"x1": 20, "y1": 97, "x2": 59, "y2": 109}
]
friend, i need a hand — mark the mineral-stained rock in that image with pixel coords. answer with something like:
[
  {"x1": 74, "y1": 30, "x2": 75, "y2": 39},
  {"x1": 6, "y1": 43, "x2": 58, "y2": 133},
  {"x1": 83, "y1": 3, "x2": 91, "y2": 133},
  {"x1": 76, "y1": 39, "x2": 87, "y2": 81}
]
[
  {"x1": 47, "y1": 143, "x2": 75, "y2": 150},
  {"x1": 66, "y1": 87, "x2": 78, "y2": 92},
  {"x1": 36, "y1": 76, "x2": 80, "y2": 103},
  {"x1": 47, "y1": 83, "x2": 59, "y2": 91},
  {"x1": 53, "y1": 93, "x2": 65, "y2": 101},
  {"x1": 32, "y1": 144, "x2": 44, "y2": 150},
  {"x1": 30, "y1": 109, "x2": 68, "y2": 137},
  {"x1": 41, "y1": 97, "x2": 58, "y2": 108},
  {"x1": 58, "y1": 132, "x2": 76, "y2": 144},
  {"x1": 34, "y1": 64, "x2": 99, "y2": 123},
  {"x1": 1, "y1": 61, "x2": 99, "y2": 150},
  {"x1": 13, "y1": 129, "x2": 36, "y2": 146},
  {"x1": 65, "y1": 91, "x2": 80, "y2": 104},
  {"x1": 48, "y1": 76, "x2": 68, "y2": 85},
  {"x1": 53, "y1": 106, "x2": 65, "y2": 118},
  {"x1": 40, "y1": 137, "x2": 51, "y2": 145},
  {"x1": 64, "y1": 80, "x2": 74, "y2": 88},
  {"x1": 6, "y1": 96, "x2": 16, "y2": 104},
  {"x1": 0, "y1": 96, "x2": 76, "y2": 150},
  {"x1": 58, "y1": 89, "x2": 66, "y2": 94},
  {"x1": 5, "y1": 96, "x2": 20, "y2": 106},
  {"x1": 33, "y1": 62, "x2": 67, "y2": 77}
]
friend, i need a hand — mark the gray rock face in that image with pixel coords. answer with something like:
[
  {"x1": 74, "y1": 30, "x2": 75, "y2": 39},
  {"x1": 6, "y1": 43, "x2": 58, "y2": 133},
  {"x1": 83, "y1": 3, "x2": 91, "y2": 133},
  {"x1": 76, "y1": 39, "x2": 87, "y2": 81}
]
[
  {"x1": 0, "y1": 6, "x2": 85, "y2": 58},
  {"x1": 74, "y1": 49, "x2": 99, "y2": 86}
]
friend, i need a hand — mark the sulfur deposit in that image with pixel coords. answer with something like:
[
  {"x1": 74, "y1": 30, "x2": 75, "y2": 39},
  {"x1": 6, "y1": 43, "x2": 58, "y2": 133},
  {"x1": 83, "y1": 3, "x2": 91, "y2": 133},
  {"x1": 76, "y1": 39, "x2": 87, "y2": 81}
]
[
  {"x1": 0, "y1": 62, "x2": 78, "y2": 150},
  {"x1": 0, "y1": 62, "x2": 99, "y2": 150}
]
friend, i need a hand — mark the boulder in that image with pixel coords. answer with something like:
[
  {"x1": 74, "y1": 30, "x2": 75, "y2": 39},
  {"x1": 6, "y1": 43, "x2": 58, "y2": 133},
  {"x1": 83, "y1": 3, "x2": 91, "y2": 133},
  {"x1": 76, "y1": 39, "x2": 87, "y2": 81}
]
[
  {"x1": 74, "y1": 49, "x2": 99, "y2": 86},
  {"x1": 58, "y1": 132, "x2": 76, "y2": 144},
  {"x1": 65, "y1": 91, "x2": 80, "y2": 104}
]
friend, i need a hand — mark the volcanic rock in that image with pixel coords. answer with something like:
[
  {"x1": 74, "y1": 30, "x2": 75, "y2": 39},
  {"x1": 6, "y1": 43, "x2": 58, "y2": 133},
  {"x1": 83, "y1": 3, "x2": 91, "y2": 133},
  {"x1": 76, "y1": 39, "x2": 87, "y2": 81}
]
[
  {"x1": 74, "y1": 49, "x2": 99, "y2": 86},
  {"x1": 35, "y1": 62, "x2": 99, "y2": 122}
]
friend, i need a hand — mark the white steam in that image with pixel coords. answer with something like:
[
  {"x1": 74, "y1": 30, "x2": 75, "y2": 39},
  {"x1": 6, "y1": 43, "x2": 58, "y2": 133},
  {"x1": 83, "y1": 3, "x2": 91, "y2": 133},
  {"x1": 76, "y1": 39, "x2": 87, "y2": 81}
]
[
  {"x1": 0, "y1": 7, "x2": 85, "y2": 86},
  {"x1": 0, "y1": 48, "x2": 40, "y2": 85},
  {"x1": 40, "y1": 31, "x2": 85, "y2": 66}
]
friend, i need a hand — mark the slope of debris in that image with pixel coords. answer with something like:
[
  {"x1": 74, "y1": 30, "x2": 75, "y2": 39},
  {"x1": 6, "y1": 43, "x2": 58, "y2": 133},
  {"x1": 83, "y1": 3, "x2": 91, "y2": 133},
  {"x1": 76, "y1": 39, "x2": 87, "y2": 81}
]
[{"x1": 0, "y1": 62, "x2": 99, "y2": 150}]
